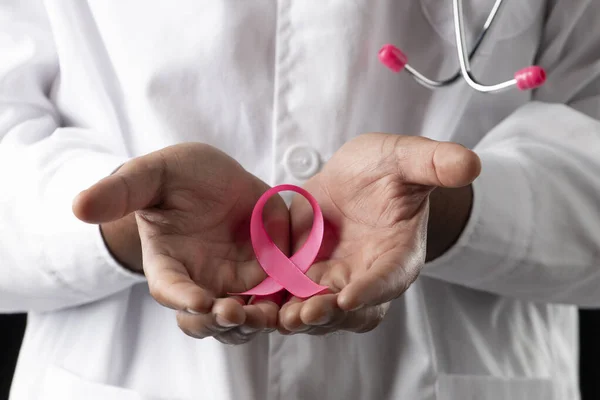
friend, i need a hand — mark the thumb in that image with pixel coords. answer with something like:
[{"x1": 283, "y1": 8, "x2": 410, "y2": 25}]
[
  {"x1": 393, "y1": 135, "x2": 481, "y2": 188},
  {"x1": 72, "y1": 155, "x2": 165, "y2": 224}
]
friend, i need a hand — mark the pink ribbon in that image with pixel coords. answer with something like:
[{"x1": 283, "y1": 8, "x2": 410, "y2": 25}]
[{"x1": 235, "y1": 184, "x2": 328, "y2": 299}]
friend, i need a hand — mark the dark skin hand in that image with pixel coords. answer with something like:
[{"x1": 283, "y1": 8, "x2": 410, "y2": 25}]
[
  {"x1": 277, "y1": 133, "x2": 480, "y2": 335},
  {"x1": 73, "y1": 143, "x2": 289, "y2": 345}
]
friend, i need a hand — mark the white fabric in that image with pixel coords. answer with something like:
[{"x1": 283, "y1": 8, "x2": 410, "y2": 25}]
[{"x1": 1, "y1": 0, "x2": 598, "y2": 399}]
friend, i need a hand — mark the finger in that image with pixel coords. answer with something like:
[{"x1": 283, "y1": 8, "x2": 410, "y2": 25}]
[
  {"x1": 278, "y1": 294, "x2": 338, "y2": 334},
  {"x1": 73, "y1": 153, "x2": 165, "y2": 224},
  {"x1": 212, "y1": 300, "x2": 279, "y2": 345},
  {"x1": 144, "y1": 252, "x2": 215, "y2": 313},
  {"x1": 338, "y1": 304, "x2": 388, "y2": 333},
  {"x1": 380, "y1": 134, "x2": 481, "y2": 188},
  {"x1": 297, "y1": 294, "x2": 347, "y2": 335},
  {"x1": 234, "y1": 302, "x2": 274, "y2": 336},
  {"x1": 307, "y1": 306, "x2": 386, "y2": 335},
  {"x1": 212, "y1": 296, "x2": 247, "y2": 326},
  {"x1": 303, "y1": 304, "x2": 388, "y2": 336},
  {"x1": 278, "y1": 297, "x2": 306, "y2": 333},
  {"x1": 337, "y1": 249, "x2": 419, "y2": 311},
  {"x1": 176, "y1": 297, "x2": 246, "y2": 339},
  {"x1": 280, "y1": 295, "x2": 385, "y2": 336},
  {"x1": 213, "y1": 330, "x2": 254, "y2": 345},
  {"x1": 251, "y1": 299, "x2": 280, "y2": 330},
  {"x1": 298, "y1": 294, "x2": 338, "y2": 326}
]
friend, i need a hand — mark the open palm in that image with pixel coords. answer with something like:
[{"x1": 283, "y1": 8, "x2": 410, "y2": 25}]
[
  {"x1": 279, "y1": 133, "x2": 481, "y2": 335},
  {"x1": 74, "y1": 143, "x2": 289, "y2": 344}
]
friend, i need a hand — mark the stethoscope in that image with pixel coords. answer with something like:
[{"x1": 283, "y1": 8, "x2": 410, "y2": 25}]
[{"x1": 378, "y1": 0, "x2": 547, "y2": 93}]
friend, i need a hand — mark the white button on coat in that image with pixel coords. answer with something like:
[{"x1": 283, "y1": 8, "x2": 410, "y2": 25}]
[{"x1": 283, "y1": 145, "x2": 321, "y2": 179}]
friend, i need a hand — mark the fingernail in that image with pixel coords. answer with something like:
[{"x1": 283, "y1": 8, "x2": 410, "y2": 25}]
[
  {"x1": 349, "y1": 303, "x2": 364, "y2": 312},
  {"x1": 239, "y1": 326, "x2": 259, "y2": 335},
  {"x1": 215, "y1": 315, "x2": 239, "y2": 327},
  {"x1": 311, "y1": 313, "x2": 332, "y2": 326},
  {"x1": 185, "y1": 308, "x2": 201, "y2": 315}
]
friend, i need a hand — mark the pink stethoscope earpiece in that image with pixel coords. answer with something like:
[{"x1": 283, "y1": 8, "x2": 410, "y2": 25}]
[
  {"x1": 514, "y1": 66, "x2": 546, "y2": 90},
  {"x1": 378, "y1": 44, "x2": 408, "y2": 73}
]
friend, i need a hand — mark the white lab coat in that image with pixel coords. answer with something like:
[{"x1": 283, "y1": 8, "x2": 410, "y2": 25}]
[{"x1": 1, "y1": 0, "x2": 599, "y2": 399}]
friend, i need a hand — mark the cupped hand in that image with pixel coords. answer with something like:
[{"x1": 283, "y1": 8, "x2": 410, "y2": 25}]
[
  {"x1": 73, "y1": 143, "x2": 289, "y2": 344},
  {"x1": 278, "y1": 133, "x2": 481, "y2": 335}
]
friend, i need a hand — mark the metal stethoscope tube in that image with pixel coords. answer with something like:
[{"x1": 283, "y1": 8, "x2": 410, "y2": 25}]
[{"x1": 379, "y1": 0, "x2": 546, "y2": 93}]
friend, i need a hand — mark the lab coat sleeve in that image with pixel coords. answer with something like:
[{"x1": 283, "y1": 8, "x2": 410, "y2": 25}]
[
  {"x1": 422, "y1": 0, "x2": 600, "y2": 307},
  {"x1": 0, "y1": 2, "x2": 145, "y2": 313}
]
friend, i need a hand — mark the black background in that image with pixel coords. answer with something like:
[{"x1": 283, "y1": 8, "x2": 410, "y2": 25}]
[
  {"x1": 0, "y1": 314, "x2": 25, "y2": 399},
  {"x1": 1, "y1": 311, "x2": 599, "y2": 398},
  {"x1": 579, "y1": 310, "x2": 600, "y2": 400}
]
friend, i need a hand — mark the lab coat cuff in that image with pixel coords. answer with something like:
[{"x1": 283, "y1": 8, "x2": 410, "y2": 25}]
[
  {"x1": 421, "y1": 151, "x2": 533, "y2": 288},
  {"x1": 43, "y1": 152, "x2": 146, "y2": 302}
]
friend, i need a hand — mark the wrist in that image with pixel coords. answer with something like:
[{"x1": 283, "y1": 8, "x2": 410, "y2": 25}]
[
  {"x1": 100, "y1": 213, "x2": 143, "y2": 274},
  {"x1": 425, "y1": 185, "x2": 473, "y2": 262}
]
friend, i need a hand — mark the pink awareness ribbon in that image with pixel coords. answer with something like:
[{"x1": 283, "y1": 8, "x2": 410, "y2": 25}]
[{"x1": 235, "y1": 184, "x2": 329, "y2": 299}]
